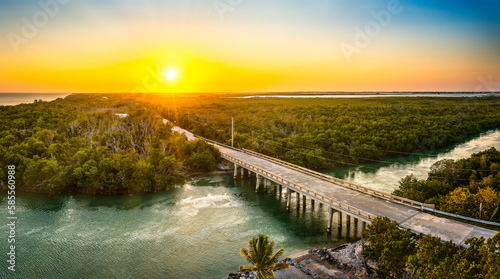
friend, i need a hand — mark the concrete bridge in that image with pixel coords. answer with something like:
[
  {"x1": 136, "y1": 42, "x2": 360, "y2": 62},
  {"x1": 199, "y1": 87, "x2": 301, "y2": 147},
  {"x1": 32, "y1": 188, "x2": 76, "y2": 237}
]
[{"x1": 168, "y1": 122, "x2": 499, "y2": 247}]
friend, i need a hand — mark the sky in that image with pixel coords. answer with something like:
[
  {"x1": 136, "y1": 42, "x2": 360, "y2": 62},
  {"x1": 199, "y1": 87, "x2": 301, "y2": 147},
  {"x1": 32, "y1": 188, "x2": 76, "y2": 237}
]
[{"x1": 0, "y1": 0, "x2": 499, "y2": 93}]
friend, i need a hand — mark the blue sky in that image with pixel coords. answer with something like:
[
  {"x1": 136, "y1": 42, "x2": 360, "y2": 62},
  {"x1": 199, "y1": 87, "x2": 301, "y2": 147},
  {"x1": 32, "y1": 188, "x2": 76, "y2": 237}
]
[{"x1": 1, "y1": 0, "x2": 499, "y2": 92}]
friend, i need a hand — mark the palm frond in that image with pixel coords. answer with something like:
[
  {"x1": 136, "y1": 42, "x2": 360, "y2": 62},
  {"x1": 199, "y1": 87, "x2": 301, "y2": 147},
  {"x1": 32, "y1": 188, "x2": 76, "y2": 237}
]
[
  {"x1": 238, "y1": 233, "x2": 287, "y2": 279},
  {"x1": 271, "y1": 262, "x2": 290, "y2": 270},
  {"x1": 268, "y1": 248, "x2": 285, "y2": 264},
  {"x1": 240, "y1": 247, "x2": 256, "y2": 265},
  {"x1": 239, "y1": 265, "x2": 256, "y2": 272}
]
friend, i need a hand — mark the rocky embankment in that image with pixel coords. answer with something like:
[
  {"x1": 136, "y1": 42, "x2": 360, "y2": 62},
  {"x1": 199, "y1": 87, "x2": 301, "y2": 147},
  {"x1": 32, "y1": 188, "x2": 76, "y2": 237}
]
[
  {"x1": 309, "y1": 240, "x2": 376, "y2": 278},
  {"x1": 227, "y1": 240, "x2": 377, "y2": 279},
  {"x1": 227, "y1": 258, "x2": 319, "y2": 279}
]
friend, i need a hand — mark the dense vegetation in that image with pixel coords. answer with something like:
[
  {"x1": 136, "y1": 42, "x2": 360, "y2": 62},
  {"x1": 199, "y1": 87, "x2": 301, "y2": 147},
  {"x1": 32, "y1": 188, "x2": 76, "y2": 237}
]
[
  {"x1": 149, "y1": 94, "x2": 500, "y2": 170},
  {"x1": 393, "y1": 147, "x2": 500, "y2": 222},
  {"x1": 0, "y1": 94, "x2": 220, "y2": 195},
  {"x1": 363, "y1": 217, "x2": 500, "y2": 279}
]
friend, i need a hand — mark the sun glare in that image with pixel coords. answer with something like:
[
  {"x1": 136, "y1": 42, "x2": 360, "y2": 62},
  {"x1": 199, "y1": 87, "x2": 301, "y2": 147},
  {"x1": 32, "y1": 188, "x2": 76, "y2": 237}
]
[{"x1": 166, "y1": 69, "x2": 177, "y2": 81}]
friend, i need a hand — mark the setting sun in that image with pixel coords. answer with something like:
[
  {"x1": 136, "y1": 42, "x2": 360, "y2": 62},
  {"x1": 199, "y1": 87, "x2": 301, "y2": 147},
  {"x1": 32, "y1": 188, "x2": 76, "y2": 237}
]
[{"x1": 166, "y1": 69, "x2": 177, "y2": 81}]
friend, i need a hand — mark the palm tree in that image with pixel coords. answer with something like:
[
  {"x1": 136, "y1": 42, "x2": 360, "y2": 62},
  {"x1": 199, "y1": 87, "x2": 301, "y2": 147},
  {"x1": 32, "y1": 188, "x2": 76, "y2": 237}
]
[{"x1": 239, "y1": 233, "x2": 290, "y2": 279}]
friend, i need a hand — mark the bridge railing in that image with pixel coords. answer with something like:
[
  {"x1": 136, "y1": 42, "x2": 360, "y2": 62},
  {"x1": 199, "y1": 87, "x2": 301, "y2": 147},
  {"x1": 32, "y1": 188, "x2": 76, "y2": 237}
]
[
  {"x1": 241, "y1": 148, "x2": 435, "y2": 211},
  {"x1": 221, "y1": 152, "x2": 379, "y2": 223},
  {"x1": 197, "y1": 135, "x2": 500, "y2": 227},
  {"x1": 193, "y1": 135, "x2": 243, "y2": 152}
]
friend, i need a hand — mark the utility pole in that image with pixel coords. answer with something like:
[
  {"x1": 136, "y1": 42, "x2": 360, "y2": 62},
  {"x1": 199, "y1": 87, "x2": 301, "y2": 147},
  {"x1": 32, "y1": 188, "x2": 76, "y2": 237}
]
[
  {"x1": 480, "y1": 202, "x2": 483, "y2": 219},
  {"x1": 231, "y1": 117, "x2": 234, "y2": 147}
]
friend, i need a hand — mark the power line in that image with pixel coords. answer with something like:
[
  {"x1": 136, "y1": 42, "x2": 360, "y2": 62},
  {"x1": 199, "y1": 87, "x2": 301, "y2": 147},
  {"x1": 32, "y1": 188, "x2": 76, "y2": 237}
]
[
  {"x1": 253, "y1": 138, "x2": 380, "y2": 170},
  {"x1": 428, "y1": 175, "x2": 500, "y2": 183},
  {"x1": 176, "y1": 110, "x2": 500, "y2": 173}
]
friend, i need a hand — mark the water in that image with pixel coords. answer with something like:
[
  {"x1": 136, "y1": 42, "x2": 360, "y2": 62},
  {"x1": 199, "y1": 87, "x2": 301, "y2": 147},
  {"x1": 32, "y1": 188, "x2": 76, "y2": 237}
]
[
  {"x1": 2, "y1": 96, "x2": 500, "y2": 278},
  {"x1": 328, "y1": 129, "x2": 500, "y2": 193},
  {"x1": 237, "y1": 93, "x2": 499, "y2": 99},
  {"x1": 0, "y1": 93, "x2": 70, "y2": 106},
  {"x1": 5, "y1": 124, "x2": 497, "y2": 279},
  {"x1": 1, "y1": 176, "x2": 357, "y2": 279}
]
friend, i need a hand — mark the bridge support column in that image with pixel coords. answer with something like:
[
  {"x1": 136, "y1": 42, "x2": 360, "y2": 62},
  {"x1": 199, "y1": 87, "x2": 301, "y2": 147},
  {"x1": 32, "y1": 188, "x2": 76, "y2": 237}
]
[
  {"x1": 241, "y1": 167, "x2": 244, "y2": 177},
  {"x1": 264, "y1": 179, "x2": 268, "y2": 191},
  {"x1": 346, "y1": 215, "x2": 351, "y2": 237},
  {"x1": 286, "y1": 188, "x2": 292, "y2": 211},
  {"x1": 233, "y1": 164, "x2": 238, "y2": 178},
  {"x1": 296, "y1": 192, "x2": 300, "y2": 208},
  {"x1": 302, "y1": 195, "x2": 306, "y2": 210},
  {"x1": 248, "y1": 170, "x2": 252, "y2": 178},
  {"x1": 327, "y1": 208, "x2": 334, "y2": 233},
  {"x1": 311, "y1": 199, "x2": 315, "y2": 210},
  {"x1": 338, "y1": 212, "x2": 343, "y2": 227},
  {"x1": 256, "y1": 174, "x2": 260, "y2": 192}
]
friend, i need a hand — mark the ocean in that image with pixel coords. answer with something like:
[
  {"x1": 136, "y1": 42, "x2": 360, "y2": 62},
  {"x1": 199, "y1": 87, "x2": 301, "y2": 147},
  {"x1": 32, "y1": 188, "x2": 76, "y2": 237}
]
[{"x1": 0, "y1": 93, "x2": 71, "y2": 106}]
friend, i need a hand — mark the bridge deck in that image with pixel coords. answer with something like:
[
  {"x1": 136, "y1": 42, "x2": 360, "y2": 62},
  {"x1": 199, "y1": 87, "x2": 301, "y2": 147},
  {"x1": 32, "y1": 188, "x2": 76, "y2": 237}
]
[
  {"x1": 218, "y1": 146, "x2": 498, "y2": 246},
  {"x1": 166, "y1": 121, "x2": 498, "y2": 246}
]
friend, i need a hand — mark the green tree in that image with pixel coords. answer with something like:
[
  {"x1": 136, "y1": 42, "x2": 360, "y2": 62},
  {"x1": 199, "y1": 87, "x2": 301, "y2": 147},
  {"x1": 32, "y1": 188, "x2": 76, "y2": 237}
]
[
  {"x1": 482, "y1": 233, "x2": 500, "y2": 278},
  {"x1": 239, "y1": 234, "x2": 289, "y2": 279},
  {"x1": 440, "y1": 187, "x2": 478, "y2": 218},
  {"x1": 408, "y1": 235, "x2": 459, "y2": 278},
  {"x1": 362, "y1": 217, "x2": 416, "y2": 278}
]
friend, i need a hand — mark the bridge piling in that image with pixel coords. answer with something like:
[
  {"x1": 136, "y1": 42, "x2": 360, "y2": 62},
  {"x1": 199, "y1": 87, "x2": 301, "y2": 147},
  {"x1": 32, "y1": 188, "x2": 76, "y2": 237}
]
[
  {"x1": 233, "y1": 163, "x2": 238, "y2": 178},
  {"x1": 327, "y1": 208, "x2": 334, "y2": 233},
  {"x1": 212, "y1": 145, "x2": 499, "y2": 246},
  {"x1": 241, "y1": 167, "x2": 244, "y2": 177},
  {"x1": 286, "y1": 188, "x2": 291, "y2": 211},
  {"x1": 295, "y1": 192, "x2": 300, "y2": 208},
  {"x1": 256, "y1": 174, "x2": 260, "y2": 192},
  {"x1": 302, "y1": 195, "x2": 306, "y2": 210}
]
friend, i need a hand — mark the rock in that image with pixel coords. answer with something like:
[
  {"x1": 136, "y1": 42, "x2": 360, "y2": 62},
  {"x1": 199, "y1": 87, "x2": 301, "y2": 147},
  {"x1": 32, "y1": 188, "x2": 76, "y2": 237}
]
[{"x1": 282, "y1": 258, "x2": 320, "y2": 279}]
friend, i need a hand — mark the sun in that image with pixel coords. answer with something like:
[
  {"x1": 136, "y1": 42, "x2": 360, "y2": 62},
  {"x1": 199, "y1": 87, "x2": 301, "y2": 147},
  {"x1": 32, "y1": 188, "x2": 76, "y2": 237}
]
[
  {"x1": 166, "y1": 69, "x2": 177, "y2": 81},
  {"x1": 160, "y1": 65, "x2": 183, "y2": 87}
]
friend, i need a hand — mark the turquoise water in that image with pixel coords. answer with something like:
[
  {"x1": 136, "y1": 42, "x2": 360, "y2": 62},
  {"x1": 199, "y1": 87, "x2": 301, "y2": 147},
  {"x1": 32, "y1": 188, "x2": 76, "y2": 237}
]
[
  {"x1": 328, "y1": 129, "x2": 500, "y2": 193},
  {"x1": 2, "y1": 93, "x2": 500, "y2": 278},
  {"x1": 1, "y1": 176, "x2": 356, "y2": 279},
  {"x1": 2, "y1": 130, "x2": 500, "y2": 278}
]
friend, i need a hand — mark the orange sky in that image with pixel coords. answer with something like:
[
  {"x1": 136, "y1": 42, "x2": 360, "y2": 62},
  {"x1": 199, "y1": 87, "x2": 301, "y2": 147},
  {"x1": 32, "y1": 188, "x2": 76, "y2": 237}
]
[{"x1": 1, "y1": 0, "x2": 499, "y2": 93}]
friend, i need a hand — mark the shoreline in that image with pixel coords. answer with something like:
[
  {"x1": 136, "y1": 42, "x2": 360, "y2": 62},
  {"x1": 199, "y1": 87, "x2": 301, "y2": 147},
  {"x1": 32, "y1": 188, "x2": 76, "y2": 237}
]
[
  {"x1": 0, "y1": 171, "x2": 227, "y2": 196},
  {"x1": 229, "y1": 241, "x2": 376, "y2": 279}
]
